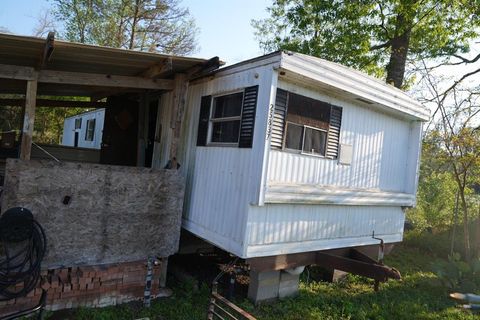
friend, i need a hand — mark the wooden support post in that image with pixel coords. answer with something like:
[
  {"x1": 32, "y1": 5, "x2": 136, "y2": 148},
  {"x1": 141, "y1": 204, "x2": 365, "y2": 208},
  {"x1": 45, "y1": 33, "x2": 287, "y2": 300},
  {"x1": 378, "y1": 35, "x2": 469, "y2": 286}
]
[
  {"x1": 168, "y1": 73, "x2": 188, "y2": 163},
  {"x1": 137, "y1": 93, "x2": 149, "y2": 167},
  {"x1": 20, "y1": 79, "x2": 38, "y2": 160}
]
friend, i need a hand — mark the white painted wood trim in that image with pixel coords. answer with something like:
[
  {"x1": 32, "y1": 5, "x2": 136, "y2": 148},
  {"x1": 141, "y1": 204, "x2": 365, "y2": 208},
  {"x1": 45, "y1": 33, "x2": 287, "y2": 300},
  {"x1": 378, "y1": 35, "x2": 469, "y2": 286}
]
[
  {"x1": 245, "y1": 233, "x2": 403, "y2": 258},
  {"x1": 265, "y1": 183, "x2": 416, "y2": 206},
  {"x1": 256, "y1": 70, "x2": 279, "y2": 206}
]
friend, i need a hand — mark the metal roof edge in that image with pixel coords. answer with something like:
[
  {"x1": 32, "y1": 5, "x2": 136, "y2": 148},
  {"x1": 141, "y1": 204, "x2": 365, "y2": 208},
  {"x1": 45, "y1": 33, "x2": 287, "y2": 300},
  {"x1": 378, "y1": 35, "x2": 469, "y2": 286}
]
[{"x1": 279, "y1": 51, "x2": 430, "y2": 121}]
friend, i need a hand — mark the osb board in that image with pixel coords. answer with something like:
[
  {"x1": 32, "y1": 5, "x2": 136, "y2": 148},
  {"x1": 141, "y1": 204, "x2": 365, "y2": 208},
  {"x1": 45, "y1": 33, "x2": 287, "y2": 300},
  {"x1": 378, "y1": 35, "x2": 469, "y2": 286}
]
[{"x1": 1, "y1": 159, "x2": 185, "y2": 267}]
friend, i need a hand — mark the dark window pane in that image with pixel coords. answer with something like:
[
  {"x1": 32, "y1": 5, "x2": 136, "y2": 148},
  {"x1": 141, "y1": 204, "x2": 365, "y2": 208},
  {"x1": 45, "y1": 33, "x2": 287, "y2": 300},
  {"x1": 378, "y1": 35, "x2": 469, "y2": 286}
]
[
  {"x1": 75, "y1": 118, "x2": 82, "y2": 129},
  {"x1": 85, "y1": 119, "x2": 96, "y2": 141},
  {"x1": 303, "y1": 127, "x2": 326, "y2": 155},
  {"x1": 211, "y1": 120, "x2": 240, "y2": 143},
  {"x1": 285, "y1": 123, "x2": 303, "y2": 150},
  {"x1": 213, "y1": 92, "x2": 243, "y2": 118},
  {"x1": 287, "y1": 93, "x2": 330, "y2": 130}
]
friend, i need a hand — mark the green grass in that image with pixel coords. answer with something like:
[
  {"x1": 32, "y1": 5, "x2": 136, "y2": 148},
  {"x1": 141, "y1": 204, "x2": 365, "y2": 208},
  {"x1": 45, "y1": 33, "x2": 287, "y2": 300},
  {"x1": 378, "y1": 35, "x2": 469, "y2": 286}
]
[{"x1": 47, "y1": 232, "x2": 479, "y2": 320}]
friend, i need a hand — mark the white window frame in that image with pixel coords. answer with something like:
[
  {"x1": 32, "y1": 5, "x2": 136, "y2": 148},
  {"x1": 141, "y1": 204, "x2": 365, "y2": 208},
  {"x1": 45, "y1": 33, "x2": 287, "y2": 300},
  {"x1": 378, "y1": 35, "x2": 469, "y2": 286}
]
[
  {"x1": 85, "y1": 119, "x2": 95, "y2": 142},
  {"x1": 207, "y1": 91, "x2": 244, "y2": 147}
]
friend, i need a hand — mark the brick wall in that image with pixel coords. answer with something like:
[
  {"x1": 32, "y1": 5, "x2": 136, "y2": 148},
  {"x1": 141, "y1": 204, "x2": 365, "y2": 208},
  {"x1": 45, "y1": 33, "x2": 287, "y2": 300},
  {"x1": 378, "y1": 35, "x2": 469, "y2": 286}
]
[{"x1": 0, "y1": 259, "x2": 167, "y2": 316}]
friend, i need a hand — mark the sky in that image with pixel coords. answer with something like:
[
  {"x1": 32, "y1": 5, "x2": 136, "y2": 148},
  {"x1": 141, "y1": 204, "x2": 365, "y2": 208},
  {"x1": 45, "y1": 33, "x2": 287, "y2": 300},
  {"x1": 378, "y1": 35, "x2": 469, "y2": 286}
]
[{"x1": 0, "y1": 0, "x2": 271, "y2": 65}]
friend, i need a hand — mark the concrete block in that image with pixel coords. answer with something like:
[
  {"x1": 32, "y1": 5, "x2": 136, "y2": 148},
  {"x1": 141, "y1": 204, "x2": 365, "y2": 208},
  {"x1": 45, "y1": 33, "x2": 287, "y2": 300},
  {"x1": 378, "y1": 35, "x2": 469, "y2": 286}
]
[
  {"x1": 248, "y1": 270, "x2": 280, "y2": 303},
  {"x1": 278, "y1": 271, "x2": 300, "y2": 299}
]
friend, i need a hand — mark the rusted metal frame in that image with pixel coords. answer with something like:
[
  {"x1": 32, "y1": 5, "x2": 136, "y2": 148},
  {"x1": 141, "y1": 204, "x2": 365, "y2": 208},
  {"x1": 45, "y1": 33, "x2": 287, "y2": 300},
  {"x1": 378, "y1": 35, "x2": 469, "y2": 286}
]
[
  {"x1": 208, "y1": 282, "x2": 256, "y2": 320},
  {"x1": 211, "y1": 298, "x2": 240, "y2": 320},
  {"x1": 315, "y1": 251, "x2": 401, "y2": 284},
  {"x1": 212, "y1": 293, "x2": 257, "y2": 320}
]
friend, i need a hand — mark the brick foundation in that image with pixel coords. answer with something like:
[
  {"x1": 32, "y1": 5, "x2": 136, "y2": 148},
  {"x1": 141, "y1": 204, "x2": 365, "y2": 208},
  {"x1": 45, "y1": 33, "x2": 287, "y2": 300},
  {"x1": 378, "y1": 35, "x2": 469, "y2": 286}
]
[{"x1": 0, "y1": 259, "x2": 167, "y2": 316}]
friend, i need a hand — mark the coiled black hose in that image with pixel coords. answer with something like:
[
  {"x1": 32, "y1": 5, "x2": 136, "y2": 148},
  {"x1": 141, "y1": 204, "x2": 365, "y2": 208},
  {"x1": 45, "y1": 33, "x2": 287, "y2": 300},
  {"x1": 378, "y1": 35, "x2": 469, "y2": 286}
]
[{"x1": 0, "y1": 207, "x2": 47, "y2": 301}]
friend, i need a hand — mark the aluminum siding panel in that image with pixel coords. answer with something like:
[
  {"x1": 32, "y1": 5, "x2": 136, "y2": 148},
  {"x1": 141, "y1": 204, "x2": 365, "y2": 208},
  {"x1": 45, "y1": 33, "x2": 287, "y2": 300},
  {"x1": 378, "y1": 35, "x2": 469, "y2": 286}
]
[
  {"x1": 245, "y1": 204, "x2": 404, "y2": 257},
  {"x1": 268, "y1": 81, "x2": 412, "y2": 193},
  {"x1": 181, "y1": 64, "x2": 277, "y2": 257}
]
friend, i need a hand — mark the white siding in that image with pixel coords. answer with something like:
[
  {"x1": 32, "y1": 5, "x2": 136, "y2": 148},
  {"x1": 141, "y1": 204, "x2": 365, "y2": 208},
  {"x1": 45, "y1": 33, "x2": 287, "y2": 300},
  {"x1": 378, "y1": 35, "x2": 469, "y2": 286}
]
[
  {"x1": 61, "y1": 109, "x2": 105, "y2": 149},
  {"x1": 267, "y1": 81, "x2": 414, "y2": 193},
  {"x1": 245, "y1": 204, "x2": 404, "y2": 257},
  {"x1": 181, "y1": 63, "x2": 278, "y2": 257}
]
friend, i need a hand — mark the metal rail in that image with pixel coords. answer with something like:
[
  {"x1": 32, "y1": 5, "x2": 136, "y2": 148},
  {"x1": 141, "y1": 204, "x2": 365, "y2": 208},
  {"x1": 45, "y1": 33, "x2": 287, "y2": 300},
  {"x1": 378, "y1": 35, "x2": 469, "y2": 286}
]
[{"x1": 207, "y1": 283, "x2": 256, "y2": 320}]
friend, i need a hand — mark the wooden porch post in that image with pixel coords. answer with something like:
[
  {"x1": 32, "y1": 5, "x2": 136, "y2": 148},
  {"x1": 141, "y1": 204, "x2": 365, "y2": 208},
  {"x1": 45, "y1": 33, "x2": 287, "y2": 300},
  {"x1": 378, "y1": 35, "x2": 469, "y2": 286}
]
[
  {"x1": 168, "y1": 73, "x2": 188, "y2": 162},
  {"x1": 20, "y1": 78, "x2": 38, "y2": 160},
  {"x1": 136, "y1": 92, "x2": 149, "y2": 167}
]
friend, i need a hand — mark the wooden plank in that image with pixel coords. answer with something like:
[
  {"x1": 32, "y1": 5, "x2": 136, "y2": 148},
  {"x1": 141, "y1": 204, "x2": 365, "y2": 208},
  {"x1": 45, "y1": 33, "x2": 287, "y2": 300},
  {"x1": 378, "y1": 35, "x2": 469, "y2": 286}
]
[
  {"x1": 136, "y1": 93, "x2": 148, "y2": 167},
  {"x1": 38, "y1": 69, "x2": 174, "y2": 90},
  {"x1": 0, "y1": 98, "x2": 107, "y2": 108},
  {"x1": 0, "y1": 63, "x2": 36, "y2": 80},
  {"x1": 20, "y1": 79, "x2": 38, "y2": 160},
  {"x1": 0, "y1": 64, "x2": 173, "y2": 90},
  {"x1": 168, "y1": 73, "x2": 188, "y2": 160},
  {"x1": 141, "y1": 57, "x2": 173, "y2": 78}
]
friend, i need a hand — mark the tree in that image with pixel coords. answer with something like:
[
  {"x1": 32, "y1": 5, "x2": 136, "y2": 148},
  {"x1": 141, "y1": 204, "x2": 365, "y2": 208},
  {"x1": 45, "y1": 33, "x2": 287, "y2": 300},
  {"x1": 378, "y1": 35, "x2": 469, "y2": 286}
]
[
  {"x1": 252, "y1": 0, "x2": 480, "y2": 88},
  {"x1": 32, "y1": 10, "x2": 58, "y2": 38},
  {"x1": 53, "y1": 0, "x2": 198, "y2": 55},
  {"x1": 417, "y1": 59, "x2": 480, "y2": 260}
]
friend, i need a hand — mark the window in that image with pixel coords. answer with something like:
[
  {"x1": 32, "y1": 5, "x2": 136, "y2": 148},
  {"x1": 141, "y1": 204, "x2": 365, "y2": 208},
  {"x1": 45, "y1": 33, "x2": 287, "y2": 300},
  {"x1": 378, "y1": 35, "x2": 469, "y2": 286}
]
[
  {"x1": 85, "y1": 119, "x2": 96, "y2": 141},
  {"x1": 210, "y1": 92, "x2": 243, "y2": 144},
  {"x1": 196, "y1": 86, "x2": 258, "y2": 148},
  {"x1": 74, "y1": 118, "x2": 82, "y2": 129},
  {"x1": 283, "y1": 93, "x2": 331, "y2": 156}
]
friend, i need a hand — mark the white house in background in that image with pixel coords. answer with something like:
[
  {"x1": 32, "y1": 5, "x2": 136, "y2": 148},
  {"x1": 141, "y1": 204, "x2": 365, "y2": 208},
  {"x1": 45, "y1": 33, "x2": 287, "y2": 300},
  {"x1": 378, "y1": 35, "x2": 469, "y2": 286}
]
[
  {"x1": 62, "y1": 109, "x2": 105, "y2": 149},
  {"x1": 153, "y1": 51, "x2": 429, "y2": 301}
]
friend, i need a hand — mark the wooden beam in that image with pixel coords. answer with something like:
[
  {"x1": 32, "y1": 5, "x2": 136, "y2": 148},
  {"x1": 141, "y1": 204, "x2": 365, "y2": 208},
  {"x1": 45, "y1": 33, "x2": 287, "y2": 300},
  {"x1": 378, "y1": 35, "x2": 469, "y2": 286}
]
[
  {"x1": 0, "y1": 64, "x2": 36, "y2": 81},
  {"x1": 38, "y1": 70, "x2": 174, "y2": 90},
  {"x1": 38, "y1": 32, "x2": 55, "y2": 69},
  {"x1": 136, "y1": 93, "x2": 149, "y2": 167},
  {"x1": 0, "y1": 99, "x2": 107, "y2": 108},
  {"x1": 141, "y1": 57, "x2": 173, "y2": 79},
  {"x1": 0, "y1": 64, "x2": 174, "y2": 90},
  {"x1": 168, "y1": 73, "x2": 188, "y2": 162},
  {"x1": 187, "y1": 56, "x2": 221, "y2": 80},
  {"x1": 20, "y1": 79, "x2": 38, "y2": 160}
]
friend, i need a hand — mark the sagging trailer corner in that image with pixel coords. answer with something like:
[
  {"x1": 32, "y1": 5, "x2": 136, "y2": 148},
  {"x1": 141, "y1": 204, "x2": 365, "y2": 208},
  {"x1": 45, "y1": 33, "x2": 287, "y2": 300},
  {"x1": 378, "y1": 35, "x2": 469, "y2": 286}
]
[{"x1": 0, "y1": 32, "x2": 428, "y2": 310}]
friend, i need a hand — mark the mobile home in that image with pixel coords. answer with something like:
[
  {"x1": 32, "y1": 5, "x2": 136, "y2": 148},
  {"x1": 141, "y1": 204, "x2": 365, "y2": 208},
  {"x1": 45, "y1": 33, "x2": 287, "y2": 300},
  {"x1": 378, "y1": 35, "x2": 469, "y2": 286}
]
[
  {"x1": 172, "y1": 51, "x2": 429, "y2": 300},
  {"x1": 0, "y1": 32, "x2": 428, "y2": 310},
  {"x1": 62, "y1": 108, "x2": 105, "y2": 149}
]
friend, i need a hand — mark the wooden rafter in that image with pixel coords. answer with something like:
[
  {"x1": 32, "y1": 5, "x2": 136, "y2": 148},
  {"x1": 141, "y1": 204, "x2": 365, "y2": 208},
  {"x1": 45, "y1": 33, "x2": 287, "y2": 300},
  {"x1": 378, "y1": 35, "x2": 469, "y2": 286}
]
[
  {"x1": 0, "y1": 99, "x2": 107, "y2": 108},
  {"x1": 141, "y1": 57, "x2": 173, "y2": 79},
  {"x1": 0, "y1": 64, "x2": 174, "y2": 90}
]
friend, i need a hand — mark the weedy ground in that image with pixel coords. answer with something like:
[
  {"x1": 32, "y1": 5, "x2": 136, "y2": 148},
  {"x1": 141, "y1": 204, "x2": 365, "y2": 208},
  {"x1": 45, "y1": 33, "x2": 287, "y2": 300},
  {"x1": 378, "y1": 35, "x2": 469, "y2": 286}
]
[{"x1": 45, "y1": 231, "x2": 478, "y2": 320}]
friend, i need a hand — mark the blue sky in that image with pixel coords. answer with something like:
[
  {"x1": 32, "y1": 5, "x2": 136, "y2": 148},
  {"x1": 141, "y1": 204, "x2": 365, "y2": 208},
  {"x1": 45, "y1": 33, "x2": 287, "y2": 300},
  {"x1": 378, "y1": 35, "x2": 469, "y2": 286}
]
[{"x1": 0, "y1": 0, "x2": 271, "y2": 65}]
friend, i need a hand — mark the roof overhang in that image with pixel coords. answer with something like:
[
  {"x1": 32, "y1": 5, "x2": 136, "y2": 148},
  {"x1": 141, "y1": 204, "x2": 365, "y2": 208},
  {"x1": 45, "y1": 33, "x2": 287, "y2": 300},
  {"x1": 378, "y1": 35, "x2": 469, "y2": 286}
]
[
  {"x1": 0, "y1": 33, "x2": 221, "y2": 97},
  {"x1": 278, "y1": 51, "x2": 429, "y2": 121}
]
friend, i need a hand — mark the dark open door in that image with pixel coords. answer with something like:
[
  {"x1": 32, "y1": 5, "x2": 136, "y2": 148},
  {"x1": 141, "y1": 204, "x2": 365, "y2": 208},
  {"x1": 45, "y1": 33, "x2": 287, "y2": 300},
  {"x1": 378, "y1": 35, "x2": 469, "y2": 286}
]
[{"x1": 100, "y1": 95, "x2": 139, "y2": 166}]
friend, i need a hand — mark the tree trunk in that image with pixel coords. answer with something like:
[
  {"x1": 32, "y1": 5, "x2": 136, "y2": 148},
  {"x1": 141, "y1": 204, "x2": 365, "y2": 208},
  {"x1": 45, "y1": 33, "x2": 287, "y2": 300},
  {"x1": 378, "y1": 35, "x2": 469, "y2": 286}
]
[
  {"x1": 386, "y1": 13, "x2": 411, "y2": 89},
  {"x1": 459, "y1": 188, "x2": 471, "y2": 261},
  {"x1": 476, "y1": 203, "x2": 480, "y2": 258},
  {"x1": 129, "y1": 0, "x2": 140, "y2": 50},
  {"x1": 450, "y1": 191, "x2": 459, "y2": 256}
]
